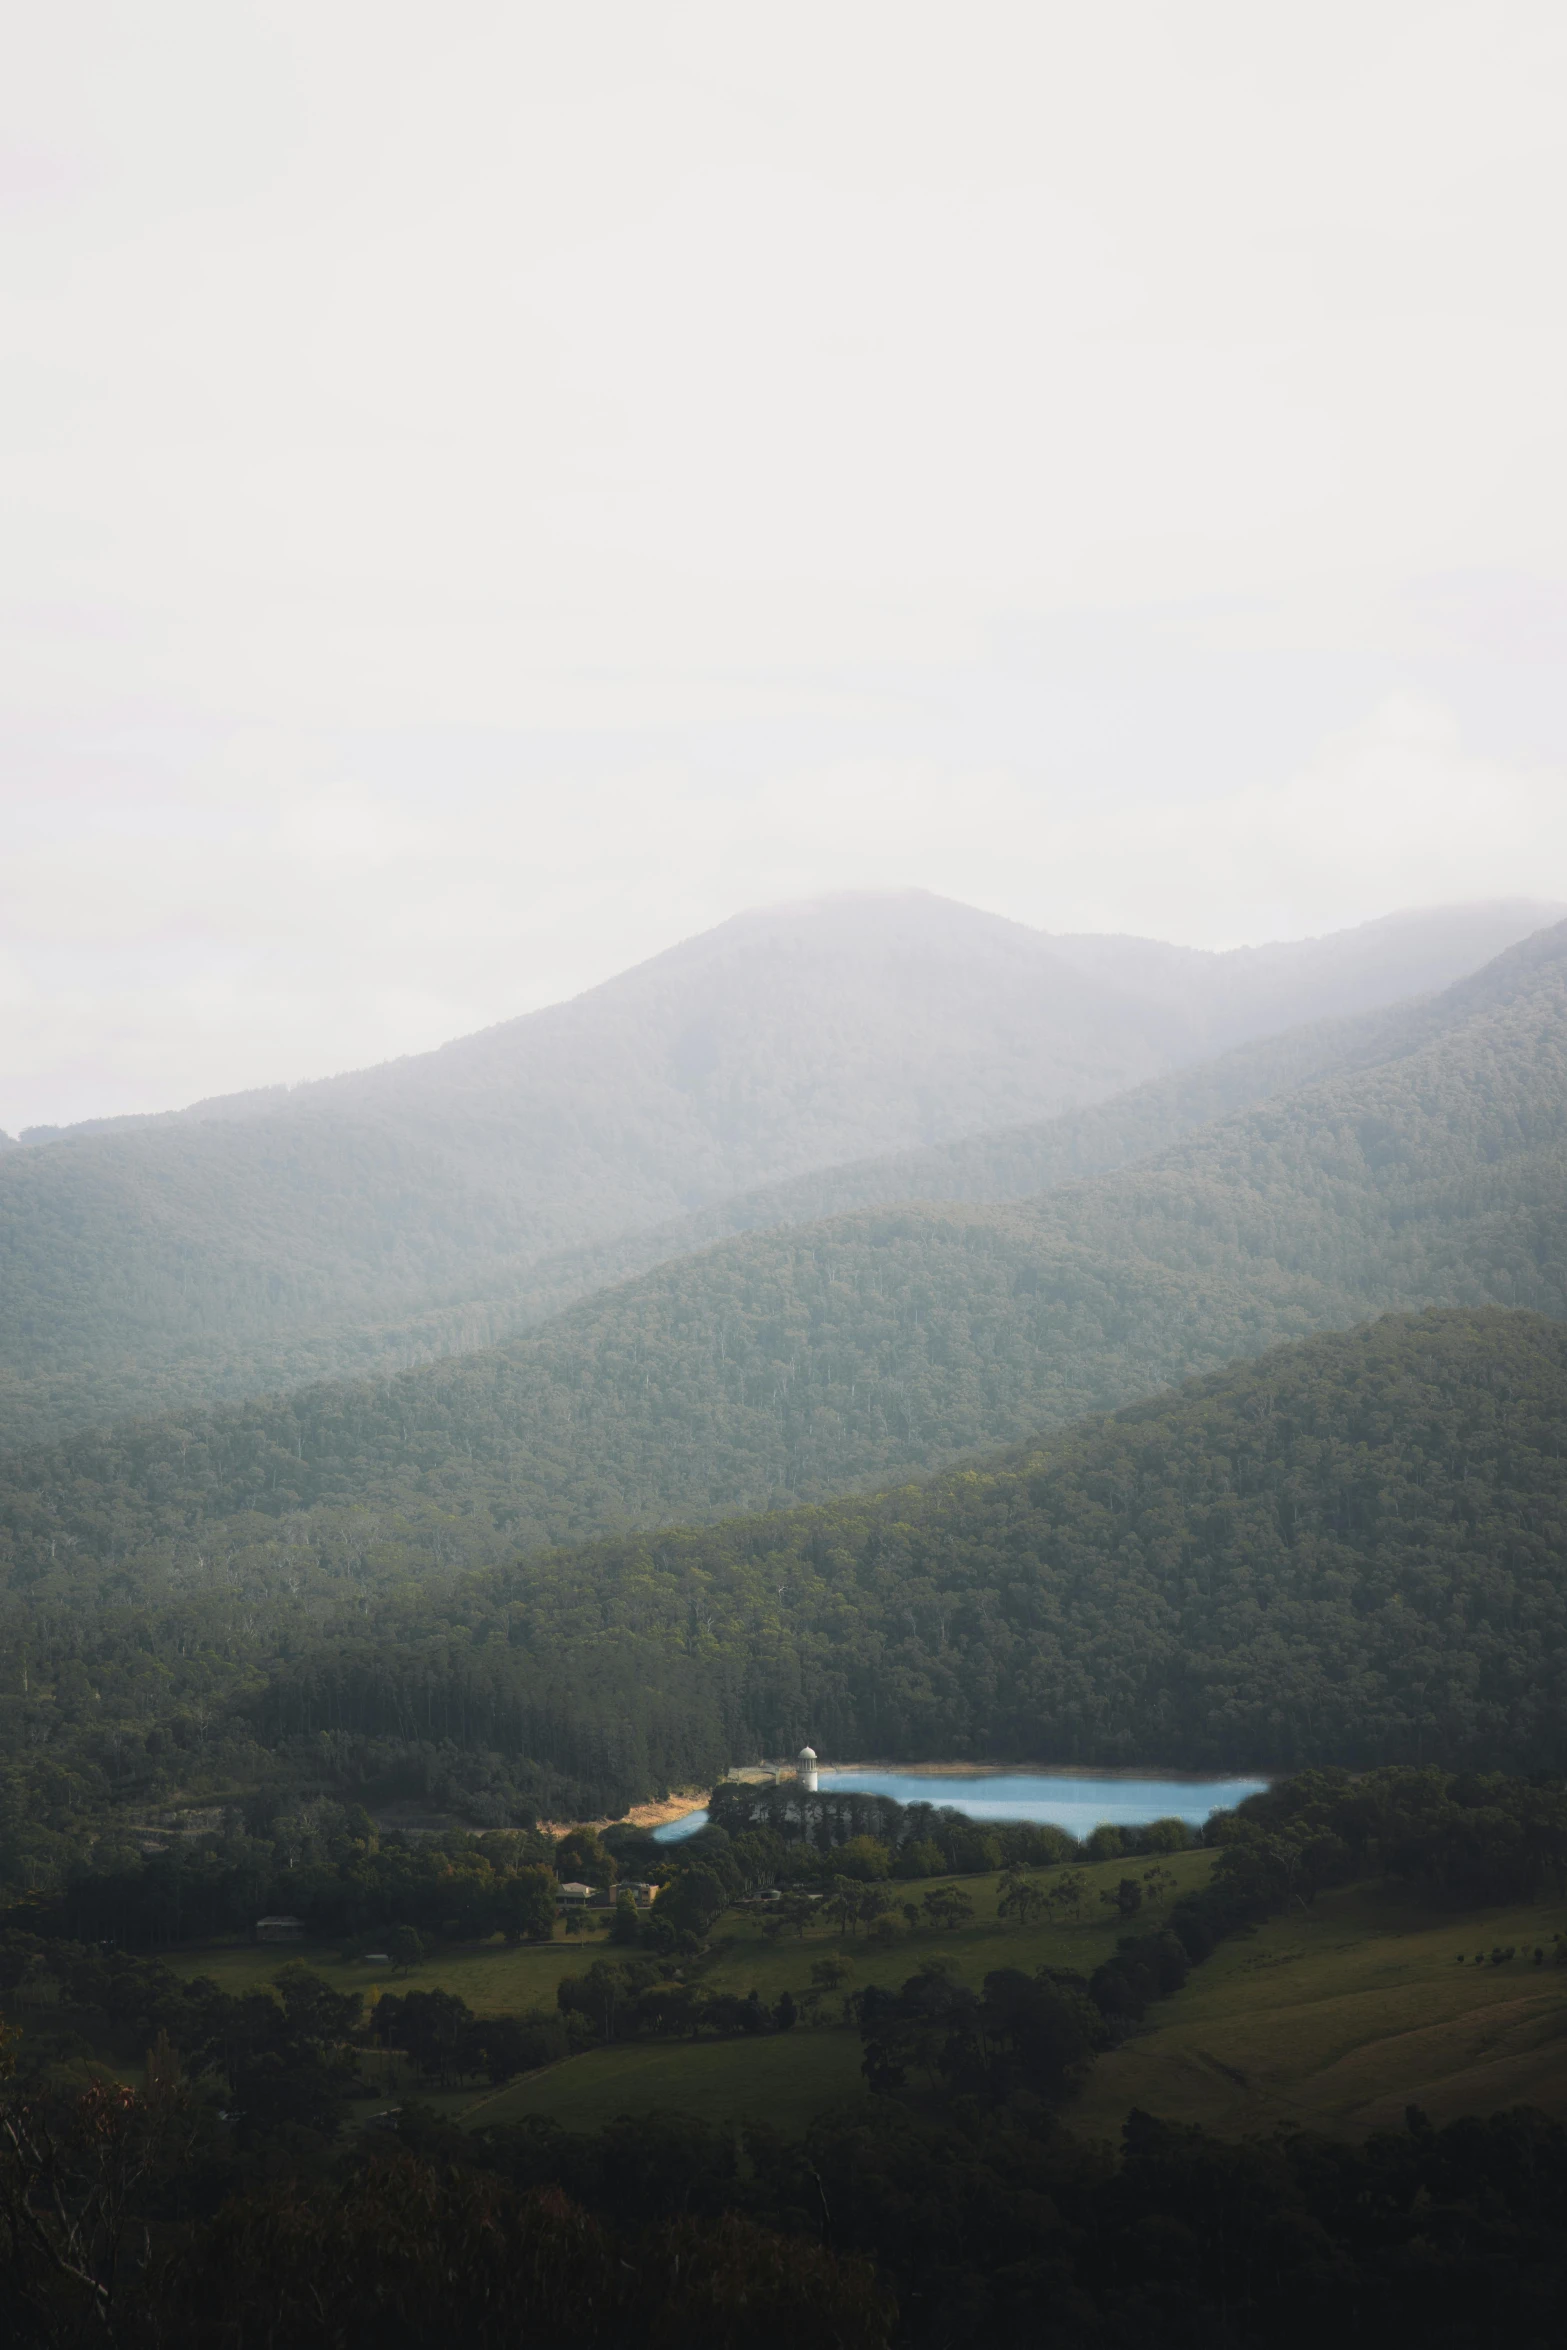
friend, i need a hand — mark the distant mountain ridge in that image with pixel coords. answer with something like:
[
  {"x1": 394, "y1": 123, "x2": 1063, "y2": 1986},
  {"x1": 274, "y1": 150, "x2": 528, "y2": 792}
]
[
  {"x1": 4, "y1": 911, "x2": 1566, "y2": 1592},
  {"x1": 0, "y1": 891, "x2": 1556, "y2": 1454},
  {"x1": 1044, "y1": 898, "x2": 1567, "y2": 1046},
  {"x1": 10, "y1": 892, "x2": 1559, "y2": 1147}
]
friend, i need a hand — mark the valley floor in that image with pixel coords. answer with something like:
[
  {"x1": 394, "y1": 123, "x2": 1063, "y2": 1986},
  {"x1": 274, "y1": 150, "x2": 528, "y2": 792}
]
[
  {"x1": 151, "y1": 1854, "x2": 1567, "y2": 2148},
  {"x1": 163, "y1": 1849, "x2": 1217, "y2": 2131}
]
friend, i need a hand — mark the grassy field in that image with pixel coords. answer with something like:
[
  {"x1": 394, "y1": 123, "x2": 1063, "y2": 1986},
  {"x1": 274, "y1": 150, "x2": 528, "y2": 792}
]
[
  {"x1": 463, "y1": 2030, "x2": 867, "y2": 2137},
  {"x1": 697, "y1": 1848, "x2": 1216, "y2": 2005},
  {"x1": 1073, "y1": 1879, "x2": 1567, "y2": 2144},
  {"x1": 32, "y1": 1854, "x2": 1567, "y2": 2147},
  {"x1": 163, "y1": 1931, "x2": 597, "y2": 2016},
  {"x1": 162, "y1": 1850, "x2": 1217, "y2": 2136},
  {"x1": 163, "y1": 1850, "x2": 1217, "y2": 2020}
]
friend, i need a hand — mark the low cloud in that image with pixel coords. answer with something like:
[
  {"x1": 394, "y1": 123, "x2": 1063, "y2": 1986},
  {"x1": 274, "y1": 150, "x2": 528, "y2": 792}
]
[{"x1": 1, "y1": 694, "x2": 1560, "y2": 1132}]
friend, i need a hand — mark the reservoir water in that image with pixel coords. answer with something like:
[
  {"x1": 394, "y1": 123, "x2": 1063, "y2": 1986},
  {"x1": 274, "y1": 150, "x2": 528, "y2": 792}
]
[{"x1": 653, "y1": 1766, "x2": 1269, "y2": 1843}]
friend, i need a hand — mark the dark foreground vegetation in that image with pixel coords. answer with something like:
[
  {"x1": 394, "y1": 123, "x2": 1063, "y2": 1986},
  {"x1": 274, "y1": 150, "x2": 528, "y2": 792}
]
[
  {"x1": 3, "y1": 1769, "x2": 1567, "y2": 2345},
  {"x1": 7, "y1": 2056, "x2": 1567, "y2": 2348}
]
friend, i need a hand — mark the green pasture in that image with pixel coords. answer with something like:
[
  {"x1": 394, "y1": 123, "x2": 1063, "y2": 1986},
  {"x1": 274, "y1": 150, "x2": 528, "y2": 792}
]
[
  {"x1": 164, "y1": 1847, "x2": 1214, "y2": 2020},
  {"x1": 1072, "y1": 1879, "x2": 1567, "y2": 2144},
  {"x1": 163, "y1": 1929, "x2": 597, "y2": 2016},
  {"x1": 440, "y1": 1850, "x2": 1218, "y2": 2137},
  {"x1": 158, "y1": 1850, "x2": 1216, "y2": 2136},
  {"x1": 465, "y1": 2030, "x2": 867, "y2": 2137},
  {"x1": 697, "y1": 1847, "x2": 1215, "y2": 2003},
  {"x1": 27, "y1": 1852, "x2": 1567, "y2": 2150}
]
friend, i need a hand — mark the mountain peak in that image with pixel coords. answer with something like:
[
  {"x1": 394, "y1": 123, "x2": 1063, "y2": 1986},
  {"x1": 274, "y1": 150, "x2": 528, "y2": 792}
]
[{"x1": 1, "y1": 890, "x2": 1562, "y2": 1455}]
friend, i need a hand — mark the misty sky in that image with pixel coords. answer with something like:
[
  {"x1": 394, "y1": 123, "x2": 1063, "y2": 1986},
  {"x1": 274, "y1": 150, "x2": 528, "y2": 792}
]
[{"x1": 4, "y1": 1, "x2": 1567, "y2": 1131}]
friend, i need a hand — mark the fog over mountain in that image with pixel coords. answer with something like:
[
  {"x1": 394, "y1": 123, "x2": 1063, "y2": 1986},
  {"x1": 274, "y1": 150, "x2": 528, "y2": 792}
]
[
  {"x1": 0, "y1": 893, "x2": 1556, "y2": 1454},
  {"x1": 6, "y1": 910, "x2": 1566, "y2": 1589}
]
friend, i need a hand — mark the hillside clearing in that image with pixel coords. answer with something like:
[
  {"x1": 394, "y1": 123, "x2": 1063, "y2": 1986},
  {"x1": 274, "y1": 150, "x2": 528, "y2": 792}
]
[{"x1": 1073, "y1": 1880, "x2": 1567, "y2": 2141}]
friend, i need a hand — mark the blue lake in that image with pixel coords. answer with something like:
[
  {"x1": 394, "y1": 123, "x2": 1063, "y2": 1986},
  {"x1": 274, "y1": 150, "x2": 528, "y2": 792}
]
[{"x1": 653, "y1": 1767, "x2": 1269, "y2": 1843}]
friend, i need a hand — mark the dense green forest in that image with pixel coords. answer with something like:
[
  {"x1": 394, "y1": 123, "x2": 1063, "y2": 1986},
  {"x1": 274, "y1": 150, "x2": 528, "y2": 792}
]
[
  {"x1": 220, "y1": 1307, "x2": 1567, "y2": 1780},
  {"x1": 1, "y1": 920, "x2": 1563, "y2": 1576},
  {"x1": 1, "y1": 1308, "x2": 1563, "y2": 1896},
  {"x1": 0, "y1": 897, "x2": 1550, "y2": 1454},
  {"x1": 7, "y1": 1995, "x2": 1567, "y2": 2347}
]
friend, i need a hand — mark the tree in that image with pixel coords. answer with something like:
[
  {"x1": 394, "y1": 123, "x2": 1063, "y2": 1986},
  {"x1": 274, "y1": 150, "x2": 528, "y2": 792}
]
[
  {"x1": 272, "y1": 1961, "x2": 363, "y2": 2044},
  {"x1": 0, "y1": 2024, "x2": 210, "y2": 2336},
  {"x1": 233, "y1": 2046, "x2": 359, "y2": 2139},
  {"x1": 632, "y1": 1982, "x2": 701, "y2": 2040},
  {"x1": 825, "y1": 1880, "x2": 865, "y2": 1939},
  {"x1": 947, "y1": 1827, "x2": 1002, "y2": 1874},
  {"x1": 1047, "y1": 1872, "x2": 1088, "y2": 1921},
  {"x1": 386, "y1": 1925, "x2": 424, "y2": 1975},
  {"x1": 810, "y1": 1956, "x2": 853, "y2": 1998},
  {"x1": 496, "y1": 1866, "x2": 558, "y2": 1945},
  {"x1": 921, "y1": 1887, "x2": 973, "y2": 1932},
  {"x1": 977, "y1": 1966, "x2": 1099, "y2": 2097},
  {"x1": 553, "y1": 1827, "x2": 616, "y2": 1888},
  {"x1": 996, "y1": 1874, "x2": 1047, "y2": 1927},
  {"x1": 464, "y1": 2012, "x2": 563, "y2": 2085},
  {"x1": 761, "y1": 1894, "x2": 814, "y2": 1941},
  {"x1": 893, "y1": 1839, "x2": 947, "y2": 1881},
  {"x1": 608, "y1": 1894, "x2": 641, "y2": 1946},
  {"x1": 557, "y1": 1960, "x2": 635, "y2": 2043},
  {"x1": 656, "y1": 1867, "x2": 728, "y2": 1939},
  {"x1": 856, "y1": 1959, "x2": 975, "y2": 2093},
  {"x1": 380, "y1": 1988, "x2": 474, "y2": 2083}
]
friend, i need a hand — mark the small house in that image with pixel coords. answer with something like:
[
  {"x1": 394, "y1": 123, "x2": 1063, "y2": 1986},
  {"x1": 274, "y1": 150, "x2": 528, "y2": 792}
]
[
  {"x1": 254, "y1": 1915, "x2": 304, "y2": 1943},
  {"x1": 558, "y1": 1881, "x2": 594, "y2": 1904}
]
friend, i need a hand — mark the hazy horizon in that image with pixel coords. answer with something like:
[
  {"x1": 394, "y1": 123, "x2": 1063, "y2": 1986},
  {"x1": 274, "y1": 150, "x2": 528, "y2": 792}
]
[
  {"x1": 5, "y1": 5, "x2": 1566, "y2": 1128},
  {"x1": 4, "y1": 884, "x2": 1562, "y2": 1138}
]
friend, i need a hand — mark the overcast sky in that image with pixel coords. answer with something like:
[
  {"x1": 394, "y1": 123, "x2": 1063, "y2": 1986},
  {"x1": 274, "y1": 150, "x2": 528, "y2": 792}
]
[{"x1": 4, "y1": 1, "x2": 1566, "y2": 1130}]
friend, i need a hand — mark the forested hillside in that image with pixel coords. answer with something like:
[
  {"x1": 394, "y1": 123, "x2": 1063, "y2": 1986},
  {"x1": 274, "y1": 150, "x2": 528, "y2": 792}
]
[
  {"x1": 1, "y1": 1309, "x2": 1563, "y2": 1892},
  {"x1": 3, "y1": 917, "x2": 1564, "y2": 1581},
  {"x1": 0, "y1": 894, "x2": 1551, "y2": 1452},
  {"x1": 366, "y1": 1307, "x2": 1567, "y2": 1775}
]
